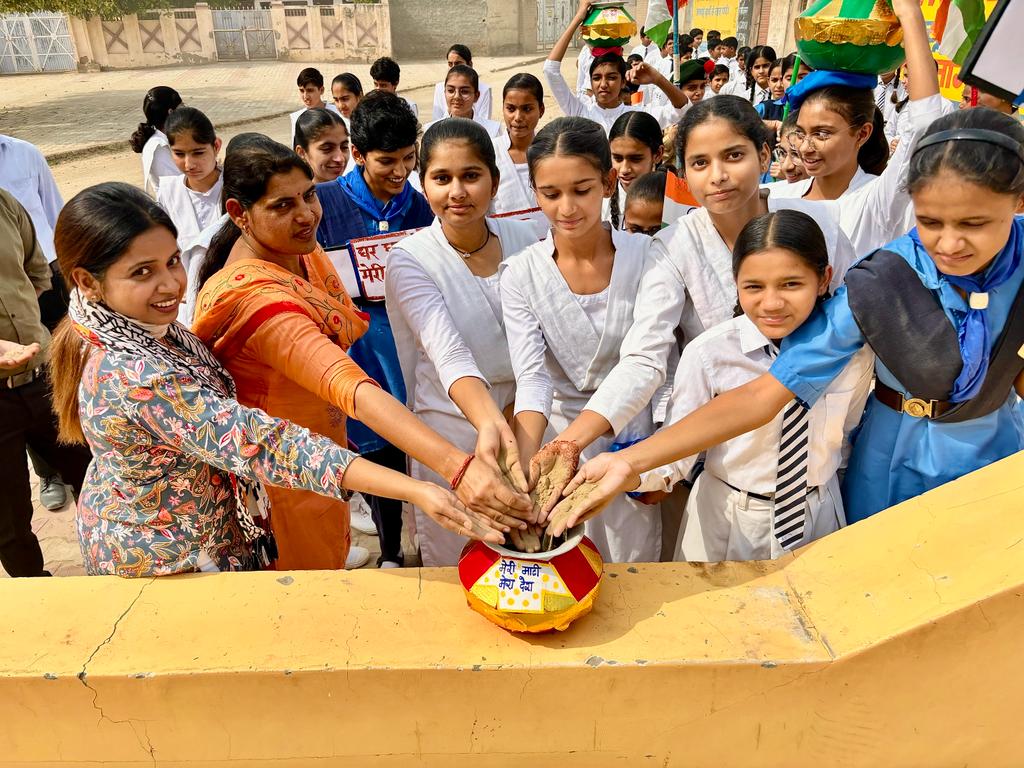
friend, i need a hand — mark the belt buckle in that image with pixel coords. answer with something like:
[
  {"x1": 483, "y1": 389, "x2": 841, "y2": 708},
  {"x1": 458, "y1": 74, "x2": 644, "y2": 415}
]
[{"x1": 902, "y1": 397, "x2": 933, "y2": 419}]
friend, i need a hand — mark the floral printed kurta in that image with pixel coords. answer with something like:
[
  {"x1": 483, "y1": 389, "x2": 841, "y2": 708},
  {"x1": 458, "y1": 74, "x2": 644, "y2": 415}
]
[{"x1": 76, "y1": 340, "x2": 357, "y2": 577}]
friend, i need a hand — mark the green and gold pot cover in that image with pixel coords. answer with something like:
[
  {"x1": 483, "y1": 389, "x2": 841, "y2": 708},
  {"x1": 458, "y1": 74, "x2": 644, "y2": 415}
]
[
  {"x1": 581, "y1": 1, "x2": 638, "y2": 49},
  {"x1": 796, "y1": 0, "x2": 906, "y2": 75}
]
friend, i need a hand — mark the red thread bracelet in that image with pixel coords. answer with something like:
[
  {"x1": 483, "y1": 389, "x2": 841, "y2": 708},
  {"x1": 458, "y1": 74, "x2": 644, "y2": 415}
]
[{"x1": 450, "y1": 454, "x2": 475, "y2": 490}]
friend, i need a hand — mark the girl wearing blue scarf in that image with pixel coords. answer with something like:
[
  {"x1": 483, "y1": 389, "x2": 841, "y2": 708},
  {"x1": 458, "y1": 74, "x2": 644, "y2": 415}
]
[{"x1": 547, "y1": 107, "x2": 1024, "y2": 533}]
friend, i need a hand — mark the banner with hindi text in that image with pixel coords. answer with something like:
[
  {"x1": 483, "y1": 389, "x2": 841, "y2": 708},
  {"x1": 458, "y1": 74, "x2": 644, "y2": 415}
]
[
  {"x1": 690, "y1": 0, "x2": 741, "y2": 39},
  {"x1": 921, "y1": 0, "x2": 998, "y2": 102}
]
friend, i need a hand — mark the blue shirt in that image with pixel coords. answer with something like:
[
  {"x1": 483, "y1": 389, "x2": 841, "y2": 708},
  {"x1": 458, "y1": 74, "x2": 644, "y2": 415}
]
[{"x1": 771, "y1": 222, "x2": 1024, "y2": 522}]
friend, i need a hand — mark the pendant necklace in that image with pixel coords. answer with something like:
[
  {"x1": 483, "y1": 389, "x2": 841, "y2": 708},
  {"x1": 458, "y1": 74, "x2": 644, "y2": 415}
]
[{"x1": 443, "y1": 227, "x2": 492, "y2": 260}]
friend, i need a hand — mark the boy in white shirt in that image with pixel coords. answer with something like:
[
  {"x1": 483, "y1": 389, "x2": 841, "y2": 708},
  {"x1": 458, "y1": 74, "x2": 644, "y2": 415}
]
[
  {"x1": 370, "y1": 56, "x2": 419, "y2": 118},
  {"x1": 717, "y1": 36, "x2": 740, "y2": 80},
  {"x1": 629, "y1": 28, "x2": 661, "y2": 65},
  {"x1": 289, "y1": 67, "x2": 343, "y2": 143}
]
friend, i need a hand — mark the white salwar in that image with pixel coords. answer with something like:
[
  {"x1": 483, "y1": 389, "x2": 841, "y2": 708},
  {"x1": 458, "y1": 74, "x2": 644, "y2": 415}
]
[
  {"x1": 141, "y1": 130, "x2": 180, "y2": 198},
  {"x1": 501, "y1": 226, "x2": 671, "y2": 563},
  {"x1": 386, "y1": 217, "x2": 541, "y2": 566},
  {"x1": 156, "y1": 172, "x2": 224, "y2": 255},
  {"x1": 638, "y1": 314, "x2": 873, "y2": 561},
  {"x1": 761, "y1": 94, "x2": 950, "y2": 255},
  {"x1": 491, "y1": 133, "x2": 537, "y2": 214}
]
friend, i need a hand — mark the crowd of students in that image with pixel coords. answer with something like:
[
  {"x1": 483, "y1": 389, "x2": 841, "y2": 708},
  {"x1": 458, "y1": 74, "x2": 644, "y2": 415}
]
[{"x1": 1, "y1": 0, "x2": 1021, "y2": 579}]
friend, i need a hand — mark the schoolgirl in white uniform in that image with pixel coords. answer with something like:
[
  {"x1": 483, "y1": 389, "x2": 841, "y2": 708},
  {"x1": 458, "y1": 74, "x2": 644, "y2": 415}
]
[
  {"x1": 129, "y1": 86, "x2": 182, "y2": 198},
  {"x1": 501, "y1": 116, "x2": 673, "y2": 563},
  {"x1": 156, "y1": 107, "x2": 223, "y2": 268},
  {"x1": 293, "y1": 108, "x2": 351, "y2": 184},
  {"x1": 424, "y1": 65, "x2": 503, "y2": 139},
  {"x1": 491, "y1": 73, "x2": 545, "y2": 215},
  {"x1": 640, "y1": 210, "x2": 873, "y2": 560},
  {"x1": 603, "y1": 111, "x2": 664, "y2": 229},
  {"x1": 432, "y1": 44, "x2": 493, "y2": 121},
  {"x1": 386, "y1": 118, "x2": 541, "y2": 566}
]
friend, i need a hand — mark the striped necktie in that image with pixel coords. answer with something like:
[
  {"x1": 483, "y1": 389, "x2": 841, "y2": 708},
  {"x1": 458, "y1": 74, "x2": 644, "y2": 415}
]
[
  {"x1": 774, "y1": 400, "x2": 810, "y2": 550},
  {"x1": 875, "y1": 82, "x2": 889, "y2": 111}
]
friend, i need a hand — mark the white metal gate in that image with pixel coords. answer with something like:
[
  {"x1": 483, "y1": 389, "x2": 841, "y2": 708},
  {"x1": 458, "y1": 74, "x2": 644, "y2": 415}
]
[
  {"x1": 537, "y1": 0, "x2": 572, "y2": 48},
  {"x1": 212, "y1": 9, "x2": 276, "y2": 61},
  {"x1": 0, "y1": 13, "x2": 75, "y2": 74}
]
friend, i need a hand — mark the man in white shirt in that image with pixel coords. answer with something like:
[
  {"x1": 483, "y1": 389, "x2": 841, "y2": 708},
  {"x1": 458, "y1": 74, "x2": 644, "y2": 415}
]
[
  {"x1": 0, "y1": 134, "x2": 73, "y2": 511},
  {"x1": 629, "y1": 28, "x2": 662, "y2": 65}
]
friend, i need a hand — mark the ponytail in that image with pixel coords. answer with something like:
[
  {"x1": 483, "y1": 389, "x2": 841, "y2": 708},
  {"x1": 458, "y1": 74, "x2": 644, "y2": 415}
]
[
  {"x1": 49, "y1": 318, "x2": 90, "y2": 444},
  {"x1": 128, "y1": 86, "x2": 182, "y2": 153},
  {"x1": 609, "y1": 186, "x2": 622, "y2": 229},
  {"x1": 860, "y1": 107, "x2": 889, "y2": 175}
]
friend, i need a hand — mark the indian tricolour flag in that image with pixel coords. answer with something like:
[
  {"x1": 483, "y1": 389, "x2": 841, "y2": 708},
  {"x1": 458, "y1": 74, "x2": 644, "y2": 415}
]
[
  {"x1": 664, "y1": 172, "x2": 699, "y2": 226},
  {"x1": 933, "y1": 0, "x2": 986, "y2": 65},
  {"x1": 644, "y1": 0, "x2": 676, "y2": 48}
]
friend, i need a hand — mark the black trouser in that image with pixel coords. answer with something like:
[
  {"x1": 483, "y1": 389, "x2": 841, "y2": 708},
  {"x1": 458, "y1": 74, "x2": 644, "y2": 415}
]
[
  {"x1": 0, "y1": 375, "x2": 91, "y2": 577},
  {"x1": 361, "y1": 444, "x2": 406, "y2": 565}
]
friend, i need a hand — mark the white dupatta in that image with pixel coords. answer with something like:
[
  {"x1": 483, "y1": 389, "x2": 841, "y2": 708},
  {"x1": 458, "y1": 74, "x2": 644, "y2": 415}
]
[{"x1": 491, "y1": 133, "x2": 536, "y2": 215}]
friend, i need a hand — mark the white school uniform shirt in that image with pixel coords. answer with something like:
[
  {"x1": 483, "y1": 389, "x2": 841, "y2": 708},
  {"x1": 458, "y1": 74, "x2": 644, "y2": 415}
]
[
  {"x1": 386, "y1": 217, "x2": 540, "y2": 566},
  {"x1": 647, "y1": 193, "x2": 856, "y2": 353},
  {"x1": 423, "y1": 114, "x2": 503, "y2": 139},
  {"x1": 142, "y1": 130, "x2": 180, "y2": 198},
  {"x1": 763, "y1": 93, "x2": 949, "y2": 256},
  {"x1": 491, "y1": 132, "x2": 536, "y2": 214},
  {"x1": 433, "y1": 81, "x2": 493, "y2": 121},
  {"x1": 630, "y1": 42, "x2": 662, "y2": 66},
  {"x1": 0, "y1": 134, "x2": 63, "y2": 263},
  {"x1": 576, "y1": 45, "x2": 596, "y2": 98},
  {"x1": 717, "y1": 55, "x2": 740, "y2": 81},
  {"x1": 156, "y1": 172, "x2": 224, "y2": 256},
  {"x1": 402, "y1": 95, "x2": 419, "y2": 119},
  {"x1": 642, "y1": 55, "x2": 676, "y2": 106},
  {"x1": 544, "y1": 59, "x2": 689, "y2": 134},
  {"x1": 288, "y1": 103, "x2": 344, "y2": 146},
  {"x1": 179, "y1": 212, "x2": 229, "y2": 326},
  {"x1": 501, "y1": 226, "x2": 671, "y2": 563}
]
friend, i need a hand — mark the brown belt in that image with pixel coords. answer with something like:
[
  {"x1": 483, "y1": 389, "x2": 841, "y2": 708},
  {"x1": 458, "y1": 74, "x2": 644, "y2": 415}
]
[{"x1": 874, "y1": 380, "x2": 955, "y2": 419}]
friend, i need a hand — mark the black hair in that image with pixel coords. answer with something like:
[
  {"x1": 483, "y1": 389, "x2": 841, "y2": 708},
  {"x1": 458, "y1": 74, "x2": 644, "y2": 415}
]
[
  {"x1": 639, "y1": 26, "x2": 647, "y2": 36},
  {"x1": 447, "y1": 44, "x2": 473, "y2": 66},
  {"x1": 676, "y1": 95, "x2": 768, "y2": 170},
  {"x1": 608, "y1": 111, "x2": 664, "y2": 228},
  {"x1": 732, "y1": 210, "x2": 830, "y2": 315},
  {"x1": 721, "y1": 36, "x2": 738, "y2": 49},
  {"x1": 627, "y1": 53, "x2": 644, "y2": 66},
  {"x1": 198, "y1": 136, "x2": 313, "y2": 288},
  {"x1": 420, "y1": 117, "x2": 499, "y2": 183},
  {"x1": 744, "y1": 45, "x2": 777, "y2": 98},
  {"x1": 689, "y1": 27, "x2": 703, "y2": 37},
  {"x1": 164, "y1": 105, "x2": 217, "y2": 149},
  {"x1": 445, "y1": 64, "x2": 480, "y2": 93},
  {"x1": 801, "y1": 86, "x2": 889, "y2": 176},
  {"x1": 350, "y1": 90, "x2": 420, "y2": 155},
  {"x1": 590, "y1": 52, "x2": 627, "y2": 78},
  {"x1": 129, "y1": 86, "x2": 182, "y2": 153},
  {"x1": 625, "y1": 170, "x2": 667, "y2": 206},
  {"x1": 527, "y1": 116, "x2": 611, "y2": 187},
  {"x1": 712, "y1": 64, "x2": 730, "y2": 78},
  {"x1": 297, "y1": 67, "x2": 324, "y2": 89},
  {"x1": 332, "y1": 72, "x2": 364, "y2": 97},
  {"x1": 293, "y1": 106, "x2": 347, "y2": 151},
  {"x1": 781, "y1": 52, "x2": 811, "y2": 82},
  {"x1": 678, "y1": 34, "x2": 694, "y2": 50},
  {"x1": 908, "y1": 107, "x2": 1024, "y2": 197},
  {"x1": 370, "y1": 56, "x2": 401, "y2": 85},
  {"x1": 502, "y1": 72, "x2": 544, "y2": 104},
  {"x1": 738, "y1": 45, "x2": 751, "y2": 60}
]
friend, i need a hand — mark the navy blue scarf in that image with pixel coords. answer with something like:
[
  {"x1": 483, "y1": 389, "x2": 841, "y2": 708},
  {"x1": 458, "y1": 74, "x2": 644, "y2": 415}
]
[{"x1": 337, "y1": 168, "x2": 415, "y2": 235}]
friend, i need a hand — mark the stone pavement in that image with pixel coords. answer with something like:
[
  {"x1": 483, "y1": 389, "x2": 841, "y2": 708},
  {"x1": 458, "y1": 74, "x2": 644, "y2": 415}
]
[{"x1": 0, "y1": 54, "x2": 558, "y2": 161}]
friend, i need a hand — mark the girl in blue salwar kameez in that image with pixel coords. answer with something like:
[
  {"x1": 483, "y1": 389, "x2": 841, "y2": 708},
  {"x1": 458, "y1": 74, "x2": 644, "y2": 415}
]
[{"x1": 547, "y1": 105, "x2": 1024, "y2": 538}]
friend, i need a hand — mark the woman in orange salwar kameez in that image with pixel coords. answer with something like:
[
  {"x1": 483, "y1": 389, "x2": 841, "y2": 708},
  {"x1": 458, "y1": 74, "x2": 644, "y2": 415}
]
[{"x1": 192, "y1": 136, "x2": 533, "y2": 570}]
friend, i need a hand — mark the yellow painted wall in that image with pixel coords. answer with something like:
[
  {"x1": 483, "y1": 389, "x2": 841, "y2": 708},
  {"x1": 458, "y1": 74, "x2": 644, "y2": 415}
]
[{"x1": 3, "y1": 452, "x2": 1024, "y2": 766}]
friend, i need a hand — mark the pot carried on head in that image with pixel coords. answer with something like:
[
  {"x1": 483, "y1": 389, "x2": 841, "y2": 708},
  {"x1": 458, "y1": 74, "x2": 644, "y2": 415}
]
[
  {"x1": 581, "y1": 1, "x2": 638, "y2": 54},
  {"x1": 795, "y1": 0, "x2": 906, "y2": 75},
  {"x1": 458, "y1": 526, "x2": 603, "y2": 633}
]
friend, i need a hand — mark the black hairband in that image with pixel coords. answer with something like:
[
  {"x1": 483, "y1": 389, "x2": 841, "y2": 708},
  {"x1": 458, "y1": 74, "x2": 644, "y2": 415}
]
[{"x1": 913, "y1": 128, "x2": 1024, "y2": 165}]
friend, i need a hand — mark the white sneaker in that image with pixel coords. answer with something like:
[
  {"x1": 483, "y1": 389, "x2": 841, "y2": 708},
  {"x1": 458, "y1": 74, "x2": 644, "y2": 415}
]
[
  {"x1": 349, "y1": 493, "x2": 378, "y2": 536},
  {"x1": 380, "y1": 560, "x2": 402, "y2": 569},
  {"x1": 345, "y1": 545, "x2": 371, "y2": 569}
]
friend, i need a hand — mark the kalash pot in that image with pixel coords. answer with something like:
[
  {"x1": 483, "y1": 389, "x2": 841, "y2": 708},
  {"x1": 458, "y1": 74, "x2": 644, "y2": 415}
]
[
  {"x1": 795, "y1": 0, "x2": 906, "y2": 75},
  {"x1": 458, "y1": 525, "x2": 603, "y2": 633},
  {"x1": 580, "y1": 1, "x2": 637, "y2": 51}
]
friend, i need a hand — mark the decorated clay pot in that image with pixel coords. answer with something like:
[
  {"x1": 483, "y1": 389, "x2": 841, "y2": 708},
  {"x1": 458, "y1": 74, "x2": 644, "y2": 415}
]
[
  {"x1": 581, "y1": 2, "x2": 637, "y2": 52},
  {"x1": 795, "y1": 0, "x2": 906, "y2": 75},
  {"x1": 458, "y1": 527, "x2": 603, "y2": 633}
]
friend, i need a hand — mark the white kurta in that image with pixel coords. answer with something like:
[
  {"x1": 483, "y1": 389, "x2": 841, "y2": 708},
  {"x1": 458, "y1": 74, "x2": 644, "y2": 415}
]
[
  {"x1": 638, "y1": 314, "x2": 874, "y2": 561},
  {"x1": 648, "y1": 193, "x2": 856, "y2": 351},
  {"x1": 433, "y1": 81, "x2": 493, "y2": 121},
  {"x1": 180, "y1": 212, "x2": 229, "y2": 326},
  {"x1": 141, "y1": 130, "x2": 180, "y2": 198},
  {"x1": 501, "y1": 226, "x2": 668, "y2": 563},
  {"x1": 156, "y1": 172, "x2": 224, "y2": 254},
  {"x1": 423, "y1": 114, "x2": 503, "y2": 139},
  {"x1": 763, "y1": 93, "x2": 949, "y2": 256},
  {"x1": 386, "y1": 217, "x2": 540, "y2": 566},
  {"x1": 544, "y1": 59, "x2": 689, "y2": 134},
  {"x1": 576, "y1": 46, "x2": 595, "y2": 98},
  {"x1": 491, "y1": 133, "x2": 537, "y2": 214}
]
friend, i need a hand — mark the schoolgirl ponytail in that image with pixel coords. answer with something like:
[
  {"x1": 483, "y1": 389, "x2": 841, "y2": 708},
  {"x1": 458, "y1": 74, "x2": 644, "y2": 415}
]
[{"x1": 128, "y1": 86, "x2": 182, "y2": 153}]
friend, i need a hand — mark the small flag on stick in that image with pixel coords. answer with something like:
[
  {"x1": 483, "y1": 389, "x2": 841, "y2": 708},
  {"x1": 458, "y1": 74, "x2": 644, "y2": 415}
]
[
  {"x1": 644, "y1": 0, "x2": 678, "y2": 48},
  {"x1": 933, "y1": 0, "x2": 986, "y2": 65},
  {"x1": 664, "y1": 172, "x2": 699, "y2": 226}
]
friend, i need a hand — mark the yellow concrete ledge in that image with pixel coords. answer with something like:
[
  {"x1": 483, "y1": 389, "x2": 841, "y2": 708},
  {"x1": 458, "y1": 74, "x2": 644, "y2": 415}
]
[{"x1": 3, "y1": 452, "x2": 1024, "y2": 767}]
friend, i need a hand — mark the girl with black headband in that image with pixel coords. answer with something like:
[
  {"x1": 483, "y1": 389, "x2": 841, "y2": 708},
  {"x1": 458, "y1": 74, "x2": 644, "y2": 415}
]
[{"x1": 548, "y1": 106, "x2": 1024, "y2": 541}]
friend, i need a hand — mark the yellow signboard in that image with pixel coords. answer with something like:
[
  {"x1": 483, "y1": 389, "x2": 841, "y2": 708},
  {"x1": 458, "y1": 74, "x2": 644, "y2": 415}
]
[
  {"x1": 920, "y1": 0, "x2": 997, "y2": 102},
  {"x1": 690, "y1": 0, "x2": 741, "y2": 39}
]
